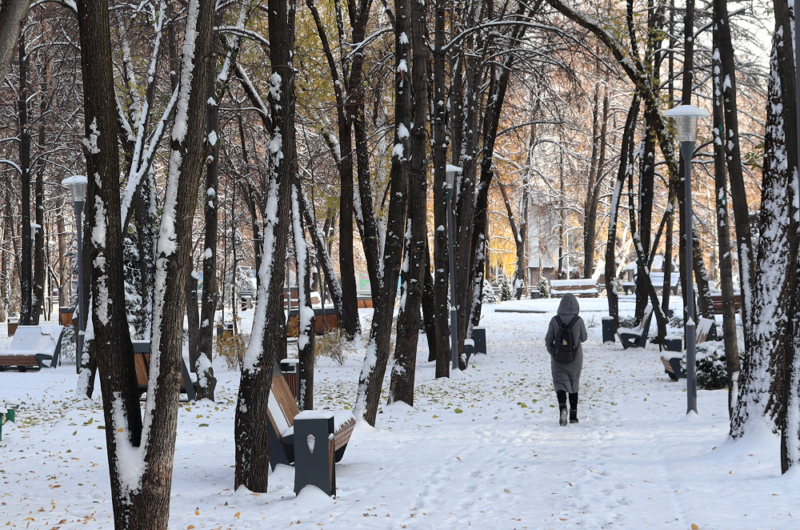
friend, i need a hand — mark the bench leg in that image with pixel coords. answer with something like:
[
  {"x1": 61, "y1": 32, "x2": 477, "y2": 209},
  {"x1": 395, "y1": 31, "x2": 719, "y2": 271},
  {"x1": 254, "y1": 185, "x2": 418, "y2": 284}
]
[{"x1": 294, "y1": 415, "x2": 336, "y2": 497}]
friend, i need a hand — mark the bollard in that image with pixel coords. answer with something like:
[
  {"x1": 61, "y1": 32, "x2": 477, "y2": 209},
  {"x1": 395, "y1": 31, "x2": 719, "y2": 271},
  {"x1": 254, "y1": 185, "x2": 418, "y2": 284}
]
[
  {"x1": 601, "y1": 317, "x2": 616, "y2": 344},
  {"x1": 464, "y1": 339, "x2": 474, "y2": 362},
  {"x1": 472, "y1": 327, "x2": 487, "y2": 354},
  {"x1": 294, "y1": 411, "x2": 336, "y2": 497},
  {"x1": 664, "y1": 336, "x2": 683, "y2": 352},
  {"x1": 280, "y1": 359, "x2": 300, "y2": 400}
]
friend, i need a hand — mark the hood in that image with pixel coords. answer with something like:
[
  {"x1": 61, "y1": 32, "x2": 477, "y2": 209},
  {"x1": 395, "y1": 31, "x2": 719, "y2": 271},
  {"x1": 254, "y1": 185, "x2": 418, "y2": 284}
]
[{"x1": 557, "y1": 293, "x2": 580, "y2": 317}]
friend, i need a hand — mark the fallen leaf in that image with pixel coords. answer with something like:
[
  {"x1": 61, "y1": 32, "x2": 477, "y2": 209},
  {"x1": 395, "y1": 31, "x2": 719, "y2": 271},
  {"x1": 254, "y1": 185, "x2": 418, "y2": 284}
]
[
  {"x1": 691, "y1": 525, "x2": 699, "y2": 530},
  {"x1": 234, "y1": 512, "x2": 241, "y2": 519}
]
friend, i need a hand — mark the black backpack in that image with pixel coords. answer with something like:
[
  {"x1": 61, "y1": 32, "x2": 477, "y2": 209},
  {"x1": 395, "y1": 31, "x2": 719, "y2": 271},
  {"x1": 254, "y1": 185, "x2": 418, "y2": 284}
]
[{"x1": 552, "y1": 315, "x2": 580, "y2": 364}]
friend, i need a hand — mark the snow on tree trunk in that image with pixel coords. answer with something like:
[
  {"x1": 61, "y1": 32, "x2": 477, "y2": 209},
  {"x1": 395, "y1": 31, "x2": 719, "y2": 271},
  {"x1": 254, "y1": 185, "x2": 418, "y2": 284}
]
[
  {"x1": 711, "y1": 21, "x2": 741, "y2": 419},
  {"x1": 390, "y1": 0, "x2": 429, "y2": 406},
  {"x1": 235, "y1": 0, "x2": 295, "y2": 492},
  {"x1": 292, "y1": 182, "x2": 315, "y2": 411},
  {"x1": 605, "y1": 97, "x2": 639, "y2": 330},
  {"x1": 732, "y1": 26, "x2": 794, "y2": 440}
]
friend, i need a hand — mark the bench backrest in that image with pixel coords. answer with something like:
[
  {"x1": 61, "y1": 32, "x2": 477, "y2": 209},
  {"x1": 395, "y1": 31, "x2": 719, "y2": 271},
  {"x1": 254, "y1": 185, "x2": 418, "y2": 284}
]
[
  {"x1": 8, "y1": 325, "x2": 63, "y2": 354},
  {"x1": 268, "y1": 366, "x2": 300, "y2": 440},
  {"x1": 696, "y1": 317, "x2": 715, "y2": 343},
  {"x1": 132, "y1": 350, "x2": 190, "y2": 389},
  {"x1": 638, "y1": 305, "x2": 653, "y2": 331}
]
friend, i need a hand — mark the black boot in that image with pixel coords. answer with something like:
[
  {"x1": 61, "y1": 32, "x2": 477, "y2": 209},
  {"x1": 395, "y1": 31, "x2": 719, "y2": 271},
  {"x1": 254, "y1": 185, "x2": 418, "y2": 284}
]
[
  {"x1": 569, "y1": 392, "x2": 579, "y2": 423},
  {"x1": 557, "y1": 390, "x2": 568, "y2": 426}
]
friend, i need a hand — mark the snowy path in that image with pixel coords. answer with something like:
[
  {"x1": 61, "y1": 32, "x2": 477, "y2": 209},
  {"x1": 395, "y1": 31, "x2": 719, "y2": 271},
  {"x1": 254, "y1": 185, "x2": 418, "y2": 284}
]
[{"x1": 1, "y1": 303, "x2": 798, "y2": 529}]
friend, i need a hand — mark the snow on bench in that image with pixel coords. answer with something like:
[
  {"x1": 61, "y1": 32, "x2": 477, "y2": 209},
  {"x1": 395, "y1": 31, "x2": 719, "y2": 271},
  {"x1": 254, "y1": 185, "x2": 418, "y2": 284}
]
[
  {"x1": 0, "y1": 325, "x2": 64, "y2": 371},
  {"x1": 549, "y1": 279, "x2": 599, "y2": 298}
]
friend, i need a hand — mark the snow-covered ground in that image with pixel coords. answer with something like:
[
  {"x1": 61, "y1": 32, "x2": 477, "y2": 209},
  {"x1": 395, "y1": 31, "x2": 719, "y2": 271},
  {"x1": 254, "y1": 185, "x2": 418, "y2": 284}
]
[{"x1": 1, "y1": 299, "x2": 798, "y2": 529}]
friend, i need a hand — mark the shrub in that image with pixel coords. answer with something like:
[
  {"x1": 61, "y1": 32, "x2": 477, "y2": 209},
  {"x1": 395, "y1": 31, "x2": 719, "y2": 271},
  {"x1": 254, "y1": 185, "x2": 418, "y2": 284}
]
[
  {"x1": 677, "y1": 341, "x2": 743, "y2": 390},
  {"x1": 539, "y1": 277, "x2": 552, "y2": 299},
  {"x1": 216, "y1": 330, "x2": 249, "y2": 371},
  {"x1": 500, "y1": 277, "x2": 512, "y2": 301},
  {"x1": 315, "y1": 328, "x2": 348, "y2": 365},
  {"x1": 482, "y1": 279, "x2": 498, "y2": 304}
]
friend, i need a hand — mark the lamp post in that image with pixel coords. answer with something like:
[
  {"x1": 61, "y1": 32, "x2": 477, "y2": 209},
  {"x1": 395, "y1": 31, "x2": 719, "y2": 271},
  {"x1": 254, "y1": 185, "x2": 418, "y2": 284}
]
[
  {"x1": 663, "y1": 104, "x2": 709, "y2": 415},
  {"x1": 62, "y1": 176, "x2": 88, "y2": 373},
  {"x1": 445, "y1": 165, "x2": 462, "y2": 371}
]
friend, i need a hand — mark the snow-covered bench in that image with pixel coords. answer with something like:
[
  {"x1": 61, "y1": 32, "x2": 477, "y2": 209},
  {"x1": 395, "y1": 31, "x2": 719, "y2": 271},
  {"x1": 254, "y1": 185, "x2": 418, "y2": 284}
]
[
  {"x1": 268, "y1": 363, "x2": 355, "y2": 468},
  {"x1": 0, "y1": 325, "x2": 64, "y2": 371},
  {"x1": 131, "y1": 340, "x2": 197, "y2": 401},
  {"x1": 660, "y1": 317, "x2": 718, "y2": 380},
  {"x1": 549, "y1": 279, "x2": 599, "y2": 298},
  {"x1": 618, "y1": 305, "x2": 653, "y2": 349}
]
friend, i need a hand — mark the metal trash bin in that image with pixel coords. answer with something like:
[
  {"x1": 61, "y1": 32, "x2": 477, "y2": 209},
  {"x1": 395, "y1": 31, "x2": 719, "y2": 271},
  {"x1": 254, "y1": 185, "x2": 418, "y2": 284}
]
[{"x1": 602, "y1": 317, "x2": 616, "y2": 344}]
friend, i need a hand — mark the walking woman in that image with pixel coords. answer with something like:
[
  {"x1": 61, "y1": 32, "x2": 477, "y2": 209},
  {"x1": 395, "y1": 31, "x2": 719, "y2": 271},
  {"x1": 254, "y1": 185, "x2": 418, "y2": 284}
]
[{"x1": 545, "y1": 293, "x2": 588, "y2": 426}]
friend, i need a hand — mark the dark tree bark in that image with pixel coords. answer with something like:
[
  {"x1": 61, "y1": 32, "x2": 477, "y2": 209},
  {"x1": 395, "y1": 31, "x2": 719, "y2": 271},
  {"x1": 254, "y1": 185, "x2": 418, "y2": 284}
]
[
  {"x1": 390, "y1": 0, "x2": 429, "y2": 406},
  {"x1": 186, "y1": 264, "x2": 201, "y2": 372},
  {"x1": 33, "y1": 114, "x2": 46, "y2": 325},
  {"x1": 431, "y1": 0, "x2": 451, "y2": 378},
  {"x1": 235, "y1": 0, "x2": 296, "y2": 491},
  {"x1": 18, "y1": 35, "x2": 32, "y2": 326},
  {"x1": 605, "y1": 97, "x2": 640, "y2": 329},
  {"x1": 584, "y1": 85, "x2": 608, "y2": 279},
  {"x1": 74, "y1": 0, "x2": 142, "y2": 526},
  {"x1": 711, "y1": 21, "x2": 740, "y2": 418},
  {"x1": 496, "y1": 176, "x2": 526, "y2": 299},
  {"x1": 422, "y1": 242, "x2": 437, "y2": 362}
]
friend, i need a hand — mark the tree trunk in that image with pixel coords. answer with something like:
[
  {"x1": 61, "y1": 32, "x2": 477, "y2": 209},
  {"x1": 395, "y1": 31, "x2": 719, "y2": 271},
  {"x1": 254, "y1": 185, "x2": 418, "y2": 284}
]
[
  {"x1": 292, "y1": 178, "x2": 315, "y2": 410},
  {"x1": 33, "y1": 120, "x2": 46, "y2": 325},
  {"x1": 711, "y1": 23, "x2": 741, "y2": 419},
  {"x1": 0, "y1": 0, "x2": 28, "y2": 81},
  {"x1": 584, "y1": 86, "x2": 608, "y2": 279},
  {"x1": 74, "y1": 0, "x2": 143, "y2": 527},
  {"x1": 431, "y1": 0, "x2": 451, "y2": 378},
  {"x1": 422, "y1": 242, "x2": 437, "y2": 362},
  {"x1": 18, "y1": 35, "x2": 32, "y2": 326},
  {"x1": 605, "y1": 97, "x2": 640, "y2": 329},
  {"x1": 390, "y1": 0, "x2": 428, "y2": 406},
  {"x1": 731, "y1": 22, "x2": 794, "y2": 439},
  {"x1": 235, "y1": 0, "x2": 295, "y2": 491},
  {"x1": 186, "y1": 265, "x2": 201, "y2": 373}
]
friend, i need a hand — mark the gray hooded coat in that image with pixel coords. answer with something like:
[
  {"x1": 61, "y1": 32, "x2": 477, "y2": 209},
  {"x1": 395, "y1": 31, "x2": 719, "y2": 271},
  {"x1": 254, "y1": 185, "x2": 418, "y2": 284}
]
[{"x1": 545, "y1": 294, "x2": 588, "y2": 393}]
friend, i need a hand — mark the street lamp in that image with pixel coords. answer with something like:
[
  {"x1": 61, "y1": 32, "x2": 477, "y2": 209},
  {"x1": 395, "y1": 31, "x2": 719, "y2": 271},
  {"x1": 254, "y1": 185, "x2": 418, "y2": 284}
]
[
  {"x1": 445, "y1": 165, "x2": 462, "y2": 371},
  {"x1": 62, "y1": 176, "x2": 88, "y2": 373},
  {"x1": 663, "y1": 104, "x2": 709, "y2": 415}
]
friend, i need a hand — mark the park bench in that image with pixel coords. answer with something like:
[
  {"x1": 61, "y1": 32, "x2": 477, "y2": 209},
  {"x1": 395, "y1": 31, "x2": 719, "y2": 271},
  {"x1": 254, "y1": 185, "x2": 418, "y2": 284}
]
[
  {"x1": 0, "y1": 325, "x2": 64, "y2": 371},
  {"x1": 549, "y1": 279, "x2": 599, "y2": 298},
  {"x1": 131, "y1": 340, "x2": 197, "y2": 401},
  {"x1": 286, "y1": 307, "x2": 339, "y2": 337},
  {"x1": 660, "y1": 356, "x2": 684, "y2": 381},
  {"x1": 660, "y1": 317, "x2": 718, "y2": 380},
  {"x1": 617, "y1": 305, "x2": 653, "y2": 349},
  {"x1": 268, "y1": 363, "x2": 355, "y2": 469},
  {"x1": 710, "y1": 292, "x2": 742, "y2": 314}
]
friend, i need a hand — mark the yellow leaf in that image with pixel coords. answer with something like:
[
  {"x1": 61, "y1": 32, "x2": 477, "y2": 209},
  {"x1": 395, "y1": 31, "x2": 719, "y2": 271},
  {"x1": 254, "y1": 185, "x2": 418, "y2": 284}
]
[
  {"x1": 195, "y1": 510, "x2": 200, "y2": 515},
  {"x1": 118, "y1": 428, "x2": 124, "y2": 433},
  {"x1": 188, "y1": 526, "x2": 196, "y2": 529},
  {"x1": 235, "y1": 512, "x2": 241, "y2": 519},
  {"x1": 691, "y1": 525, "x2": 699, "y2": 530}
]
